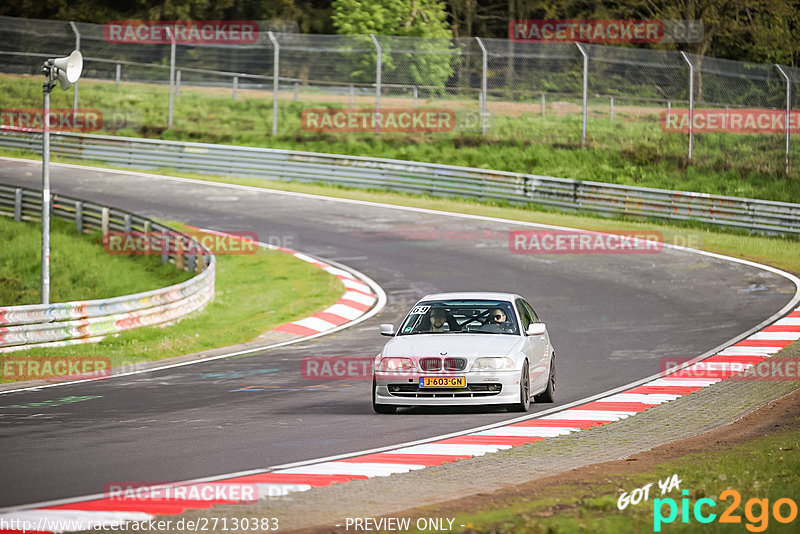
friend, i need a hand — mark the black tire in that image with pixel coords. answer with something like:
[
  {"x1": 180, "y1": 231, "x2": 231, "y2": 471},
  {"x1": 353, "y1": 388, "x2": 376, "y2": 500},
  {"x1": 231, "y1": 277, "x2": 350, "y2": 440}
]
[
  {"x1": 510, "y1": 361, "x2": 531, "y2": 412},
  {"x1": 372, "y1": 377, "x2": 397, "y2": 414},
  {"x1": 534, "y1": 352, "x2": 556, "y2": 403}
]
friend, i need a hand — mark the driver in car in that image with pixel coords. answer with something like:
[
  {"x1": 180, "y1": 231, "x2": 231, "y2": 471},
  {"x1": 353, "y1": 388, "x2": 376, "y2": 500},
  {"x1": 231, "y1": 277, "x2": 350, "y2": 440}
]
[
  {"x1": 489, "y1": 308, "x2": 513, "y2": 333},
  {"x1": 429, "y1": 307, "x2": 448, "y2": 332}
]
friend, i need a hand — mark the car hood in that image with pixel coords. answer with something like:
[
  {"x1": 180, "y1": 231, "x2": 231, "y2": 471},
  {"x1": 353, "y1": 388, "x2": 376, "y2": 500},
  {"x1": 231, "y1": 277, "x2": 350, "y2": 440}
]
[{"x1": 381, "y1": 334, "x2": 524, "y2": 359}]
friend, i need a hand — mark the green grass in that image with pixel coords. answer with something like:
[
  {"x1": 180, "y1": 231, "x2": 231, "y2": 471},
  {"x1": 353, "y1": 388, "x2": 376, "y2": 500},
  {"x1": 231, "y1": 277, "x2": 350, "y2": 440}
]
[
  {"x1": 435, "y1": 425, "x2": 800, "y2": 533},
  {"x1": 2, "y1": 73, "x2": 798, "y2": 203},
  {"x1": 0, "y1": 217, "x2": 345, "y2": 381},
  {"x1": 0, "y1": 215, "x2": 192, "y2": 305}
]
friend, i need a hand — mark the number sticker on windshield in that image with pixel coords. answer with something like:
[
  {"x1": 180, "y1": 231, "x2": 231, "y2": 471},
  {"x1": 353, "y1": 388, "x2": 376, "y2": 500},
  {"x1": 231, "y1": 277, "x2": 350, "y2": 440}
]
[{"x1": 410, "y1": 306, "x2": 430, "y2": 315}]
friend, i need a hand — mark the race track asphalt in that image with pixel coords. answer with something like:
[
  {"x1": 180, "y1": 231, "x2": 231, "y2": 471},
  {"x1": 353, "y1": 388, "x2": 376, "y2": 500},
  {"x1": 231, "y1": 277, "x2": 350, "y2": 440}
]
[{"x1": 0, "y1": 159, "x2": 794, "y2": 507}]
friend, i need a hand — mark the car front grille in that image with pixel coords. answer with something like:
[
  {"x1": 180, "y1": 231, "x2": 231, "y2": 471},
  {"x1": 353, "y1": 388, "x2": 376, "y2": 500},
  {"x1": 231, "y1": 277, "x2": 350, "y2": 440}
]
[
  {"x1": 419, "y1": 357, "x2": 467, "y2": 372},
  {"x1": 387, "y1": 383, "x2": 502, "y2": 397}
]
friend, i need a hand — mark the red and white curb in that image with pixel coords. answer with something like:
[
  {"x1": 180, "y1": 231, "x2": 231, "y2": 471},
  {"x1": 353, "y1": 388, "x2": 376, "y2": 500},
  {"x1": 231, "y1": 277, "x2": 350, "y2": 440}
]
[
  {"x1": 271, "y1": 250, "x2": 377, "y2": 337},
  {"x1": 2, "y1": 306, "x2": 797, "y2": 533}
]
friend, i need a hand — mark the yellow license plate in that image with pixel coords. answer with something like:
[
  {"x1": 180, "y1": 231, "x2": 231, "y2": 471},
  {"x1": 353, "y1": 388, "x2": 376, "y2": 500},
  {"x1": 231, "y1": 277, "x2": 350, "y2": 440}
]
[{"x1": 419, "y1": 376, "x2": 466, "y2": 388}]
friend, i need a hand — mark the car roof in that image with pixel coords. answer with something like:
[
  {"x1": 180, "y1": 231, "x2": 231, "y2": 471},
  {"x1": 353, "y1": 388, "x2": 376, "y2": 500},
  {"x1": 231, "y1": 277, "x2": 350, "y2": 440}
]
[{"x1": 417, "y1": 292, "x2": 523, "y2": 303}]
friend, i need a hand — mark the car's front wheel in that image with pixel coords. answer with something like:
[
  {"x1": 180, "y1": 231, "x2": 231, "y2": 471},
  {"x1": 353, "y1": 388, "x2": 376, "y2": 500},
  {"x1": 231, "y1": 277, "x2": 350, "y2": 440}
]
[
  {"x1": 510, "y1": 361, "x2": 531, "y2": 412},
  {"x1": 372, "y1": 377, "x2": 397, "y2": 414},
  {"x1": 534, "y1": 352, "x2": 556, "y2": 403}
]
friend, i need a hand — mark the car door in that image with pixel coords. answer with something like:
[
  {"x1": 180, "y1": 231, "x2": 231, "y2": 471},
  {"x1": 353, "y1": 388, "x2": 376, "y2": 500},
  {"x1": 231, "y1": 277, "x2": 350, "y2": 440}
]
[{"x1": 519, "y1": 298, "x2": 550, "y2": 392}]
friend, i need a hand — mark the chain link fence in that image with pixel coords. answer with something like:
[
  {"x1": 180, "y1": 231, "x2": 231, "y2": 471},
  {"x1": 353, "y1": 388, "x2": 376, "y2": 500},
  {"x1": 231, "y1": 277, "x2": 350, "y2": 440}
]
[{"x1": 0, "y1": 15, "x2": 798, "y2": 177}]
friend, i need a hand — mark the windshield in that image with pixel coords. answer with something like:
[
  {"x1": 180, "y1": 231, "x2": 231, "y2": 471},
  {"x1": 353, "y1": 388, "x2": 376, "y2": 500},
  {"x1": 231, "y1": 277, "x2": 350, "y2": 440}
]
[{"x1": 398, "y1": 299, "x2": 519, "y2": 335}]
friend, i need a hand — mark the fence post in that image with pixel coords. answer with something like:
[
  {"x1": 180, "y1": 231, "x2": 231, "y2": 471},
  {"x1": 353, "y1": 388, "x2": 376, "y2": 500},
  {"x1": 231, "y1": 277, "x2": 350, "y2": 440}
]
[
  {"x1": 293, "y1": 82, "x2": 299, "y2": 101},
  {"x1": 370, "y1": 34, "x2": 382, "y2": 133},
  {"x1": 413, "y1": 86, "x2": 418, "y2": 108},
  {"x1": 576, "y1": 43, "x2": 588, "y2": 148},
  {"x1": 115, "y1": 63, "x2": 121, "y2": 88},
  {"x1": 167, "y1": 27, "x2": 176, "y2": 128},
  {"x1": 75, "y1": 200, "x2": 83, "y2": 233},
  {"x1": 69, "y1": 22, "x2": 80, "y2": 117},
  {"x1": 349, "y1": 84, "x2": 354, "y2": 107},
  {"x1": 610, "y1": 96, "x2": 614, "y2": 122},
  {"x1": 176, "y1": 70, "x2": 181, "y2": 96},
  {"x1": 776, "y1": 64, "x2": 791, "y2": 175},
  {"x1": 541, "y1": 93, "x2": 545, "y2": 116},
  {"x1": 123, "y1": 213, "x2": 131, "y2": 233},
  {"x1": 14, "y1": 188, "x2": 22, "y2": 222},
  {"x1": 268, "y1": 31, "x2": 279, "y2": 136},
  {"x1": 233, "y1": 76, "x2": 238, "y2": 101},
  {"x1": 475, "y1": 37, "x2": 488, "y2": 137},
  {"x1": 680, "y1": 51, "x2": 694, "y2": 161},
  {"x1": 101, "y1": 207, "x2": 109, "y2": 239}
]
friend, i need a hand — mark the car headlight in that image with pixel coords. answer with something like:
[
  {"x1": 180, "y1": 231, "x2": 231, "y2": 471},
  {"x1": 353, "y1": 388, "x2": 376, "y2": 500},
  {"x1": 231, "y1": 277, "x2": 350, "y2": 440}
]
[
  {"x1": 471, "y1": 357, "x2": 515, "y2": 370},
  {"x1": 375, "y1": 357, "x2": 415, "y2": 372}
]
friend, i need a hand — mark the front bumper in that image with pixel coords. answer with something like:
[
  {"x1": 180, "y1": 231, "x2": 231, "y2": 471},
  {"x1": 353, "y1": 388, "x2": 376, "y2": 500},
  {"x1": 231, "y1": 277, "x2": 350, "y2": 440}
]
[{"x1": 373, "y1": 370, "x2": 521, "y2": 406}]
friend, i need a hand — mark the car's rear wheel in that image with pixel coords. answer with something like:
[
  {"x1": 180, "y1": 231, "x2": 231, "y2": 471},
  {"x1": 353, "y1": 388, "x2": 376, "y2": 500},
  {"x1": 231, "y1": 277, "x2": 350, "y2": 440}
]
[
  {"x1": 511, "y1": 361, "x2": 531, "y2": 412},
  {"x1": 534, "y1": 352, "x2": 556, "y2": 403},
  {"x1": 372, "y1": 377, "x2": 397, "y2": 414}
]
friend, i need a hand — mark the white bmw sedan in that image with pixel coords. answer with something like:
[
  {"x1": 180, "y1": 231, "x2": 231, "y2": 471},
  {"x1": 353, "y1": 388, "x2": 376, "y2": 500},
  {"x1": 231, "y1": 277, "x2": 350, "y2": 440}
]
[{"x1": 372, "y1": 292, "x2": 556, "y2": 414}]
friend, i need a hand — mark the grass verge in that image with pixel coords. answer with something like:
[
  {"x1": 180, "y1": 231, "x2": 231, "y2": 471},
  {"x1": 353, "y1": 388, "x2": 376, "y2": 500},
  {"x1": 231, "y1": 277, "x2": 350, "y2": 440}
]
[
  {"x1": 0, "y1": 218, "x2": 345, "y2": 382},
  {"x1": 0, "y1": 215, "x2": 192, "y2": 305},
  {"x1": 2, "y1": 73, "x2": 798, "y2": 202}
]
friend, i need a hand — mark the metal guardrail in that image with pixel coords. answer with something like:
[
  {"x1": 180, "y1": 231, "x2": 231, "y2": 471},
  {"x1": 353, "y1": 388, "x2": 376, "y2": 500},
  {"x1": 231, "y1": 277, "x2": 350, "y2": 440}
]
[
  {"x1": 0, "y1": 183, "x2": 215, "y2": 350},
  {"x1": 1, "y1": 130, "x2": 798, "y2": 235}
]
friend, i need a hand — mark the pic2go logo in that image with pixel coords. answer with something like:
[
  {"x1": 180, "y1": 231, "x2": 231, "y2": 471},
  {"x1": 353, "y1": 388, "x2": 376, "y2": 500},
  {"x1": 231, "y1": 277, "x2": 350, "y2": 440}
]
[{"x1": 654, "y1": 489, "x2": 798, "y2": 532}]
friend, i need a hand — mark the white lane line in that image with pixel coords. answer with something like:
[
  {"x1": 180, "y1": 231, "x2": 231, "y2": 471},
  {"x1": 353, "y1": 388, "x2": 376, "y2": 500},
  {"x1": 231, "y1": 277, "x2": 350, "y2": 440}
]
[
  {"x1": 717, "y1": 346, "x2": 784, "y2": 356},
  {"x1": 647, "y1": 378, "x2": 721, "y2": 387},
  {"x1": 322, "y1": 304, "x2": 363, "y2": 320},
  {"x1": 747, "y1": 331, "x2": 800, "y2": 341},
  {"x1": 275, "y1": 462, "x2": 425, "y2": 477},
  {"x1": 390, "y1": 444, "x2": 512, "y2": 456},
  {"x1": 340, "y1": 291, "x2": 376, "y2": 305},
  {"x1": 473, "y1": 427, "x2": 577, "y2": 437},
  {"x1": 601, "y1": 393, "x2": 683, "y2": 404},
  {"x1": 293, "y1": 316, "x2": 338, "y2": 332}
]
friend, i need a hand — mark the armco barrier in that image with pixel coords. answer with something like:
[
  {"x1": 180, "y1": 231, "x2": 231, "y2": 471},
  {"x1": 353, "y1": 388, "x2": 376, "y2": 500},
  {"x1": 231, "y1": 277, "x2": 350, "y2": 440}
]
[
  {"x1": 0, "y1": 183, "x2": 215, "y2": 351},
  {"x1": 1, "y1": 130, "x2": 798, "y2": 234}
]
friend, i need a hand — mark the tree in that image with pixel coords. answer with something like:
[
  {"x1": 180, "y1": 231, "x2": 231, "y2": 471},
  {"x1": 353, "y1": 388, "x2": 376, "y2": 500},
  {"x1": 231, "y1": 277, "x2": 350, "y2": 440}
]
[{"x1": 332, "y1": 0, "x2": 454, "y2": 88}]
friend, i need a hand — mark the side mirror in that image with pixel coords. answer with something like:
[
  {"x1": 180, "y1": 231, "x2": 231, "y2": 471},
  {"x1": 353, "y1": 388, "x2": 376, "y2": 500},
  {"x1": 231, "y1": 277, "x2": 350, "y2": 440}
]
[
  {"x1": 379, "y1": 324, "x2": 396, "y2": 336},
  {"x1": 526, "y1": 323, "x2": 546, "y2": 336}
]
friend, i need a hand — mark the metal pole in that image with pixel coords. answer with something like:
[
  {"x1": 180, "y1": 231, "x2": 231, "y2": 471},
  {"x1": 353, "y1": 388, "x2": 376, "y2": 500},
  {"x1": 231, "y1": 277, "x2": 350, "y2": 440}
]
[
  {"x1": 475, "y1": 37, "x2": 488, "y2": 137},
  {"x1": 776, "y1": 64, "x2": 791, "y2": 175},
  {"x1": 233, "y1": 76, "x2": 238, "y2": 101},
  {"x1": 294, "y1": 82, "x2": 299, "y2": 101},
  {"x1": 413, "y1": 86, "x2": 418, "y2": 108},
  {"x1": 69, "y1": 22, "x2": 80, "y2": 117},
  {"x1": 370, "y1": 34, "x2": 382, "y2": 133},
  {"x1": 541, "y1": 93, "x2": 545, "y2": 116},
  {"x1": 268, "y1": 31, "x2": 279, "y2": 136},
  {"x1": 115, "y1": 63, "x2": 121, "y2": 88},
  {"x1": 610, "y1": 96, "x2": 614, "y2": 122},
  {"x1": 176, "y1": 70, "x2": 181, "y2": 96},
  {"x1": 41, "y1": 83, "x2": 51, "y2": 304},
  {"x1": 349, "y1": 84, "x2": 354, "y2": 107},
  {"x1": 167, "y1": 27, "x2": 175, "y2": 128},
  {"x1": 576, "y1": 43, "x2": 588, "y2": 147},
  {"x1": 680, "y1": 51, "x2": 694, "y2": 161}
]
